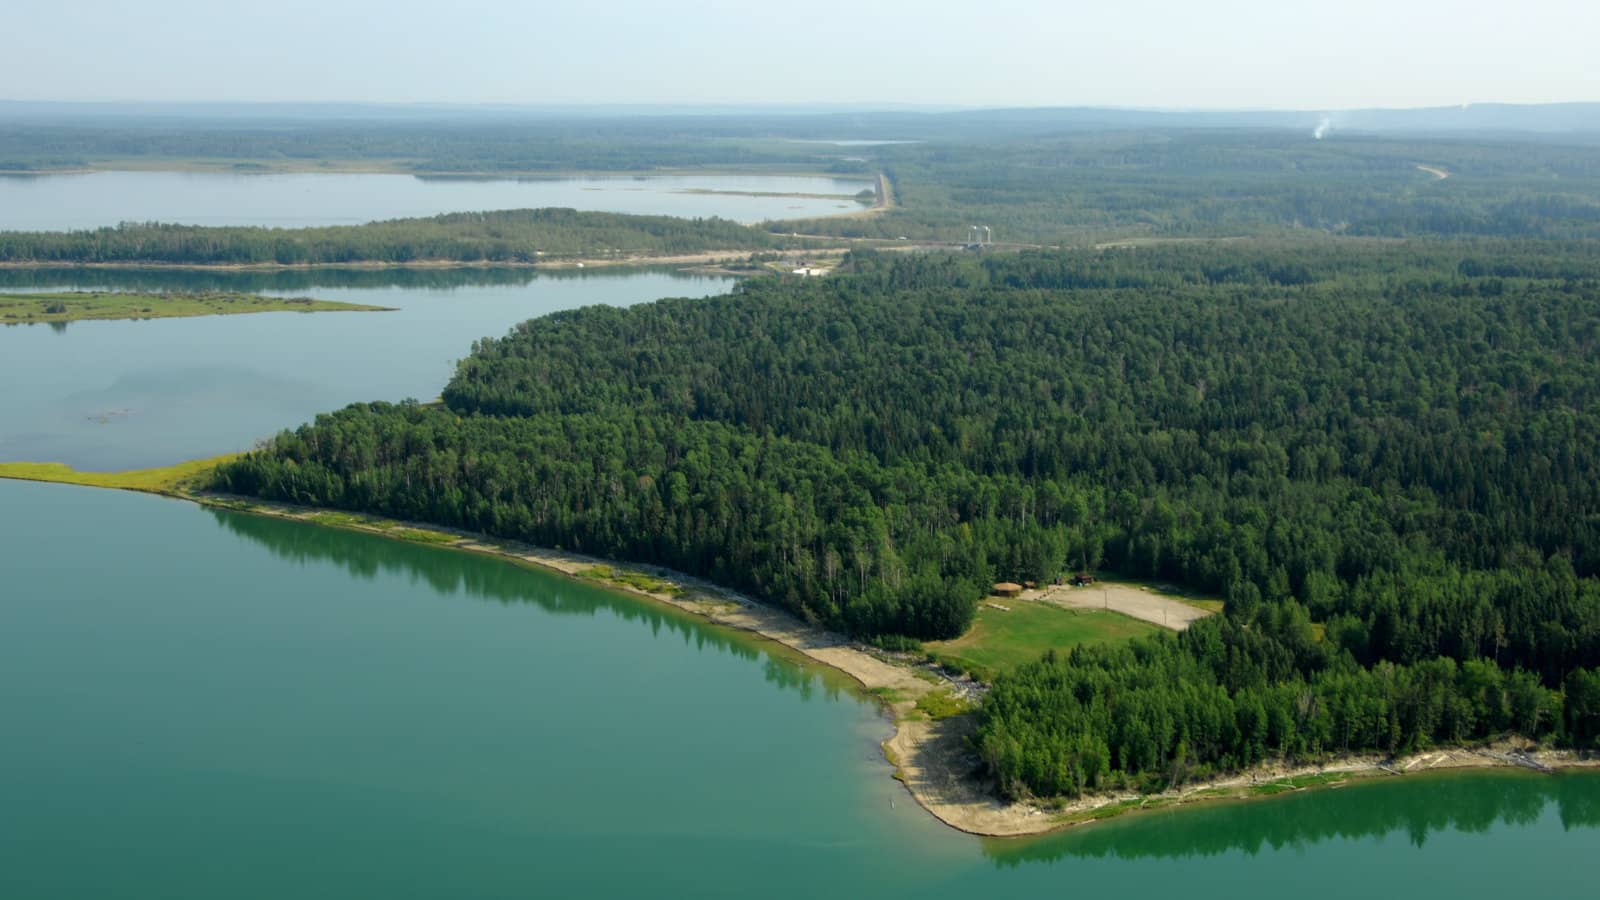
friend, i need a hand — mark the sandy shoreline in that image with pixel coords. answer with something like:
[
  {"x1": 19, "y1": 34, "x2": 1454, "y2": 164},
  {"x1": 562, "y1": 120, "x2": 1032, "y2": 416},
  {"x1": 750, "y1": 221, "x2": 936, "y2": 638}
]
[
  {"x1": 4, "y1": 471, "x2": 1595, "y2": 837},
  {"x1": 189, "y1": 493, "x2": 1600, "y2": 838},
  {"x1": 890, "y1": 720, "x2": 1600, "y2": 836},
  {"x1": 194, "y1": 493, "x2": 937, "y2": 689}
]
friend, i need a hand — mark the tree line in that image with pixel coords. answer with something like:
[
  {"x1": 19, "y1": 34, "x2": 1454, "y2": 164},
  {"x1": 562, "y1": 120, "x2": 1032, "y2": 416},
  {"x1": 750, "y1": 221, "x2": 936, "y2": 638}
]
[{"x1": 0, "y1": 209, "x2": 780, "y2": 265}]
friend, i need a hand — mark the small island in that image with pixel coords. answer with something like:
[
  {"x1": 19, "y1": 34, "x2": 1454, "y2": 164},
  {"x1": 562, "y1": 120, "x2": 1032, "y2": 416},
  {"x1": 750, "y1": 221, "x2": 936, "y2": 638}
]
[{"x1": 0, "y1": 290, "x2": 393, "y2": 324}]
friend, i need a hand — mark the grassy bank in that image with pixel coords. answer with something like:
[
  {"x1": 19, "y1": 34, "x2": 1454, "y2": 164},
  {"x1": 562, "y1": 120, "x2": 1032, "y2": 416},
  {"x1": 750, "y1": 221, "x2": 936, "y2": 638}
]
[
  {"x1": 0, "y1": 291, "x2": 391, "y2": 324},
  {"x1": 925, "y1": 602, "x2": 1159, "y2": 679},
  {"x1": 0, "y1": 456, "x2": 239, "y2": 493}
]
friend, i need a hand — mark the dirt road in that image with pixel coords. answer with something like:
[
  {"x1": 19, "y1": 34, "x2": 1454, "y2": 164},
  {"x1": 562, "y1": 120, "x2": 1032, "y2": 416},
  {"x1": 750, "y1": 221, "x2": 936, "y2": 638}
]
[{"x1": 1037, "y1": 582, "x2": 1213, "y2": 630}]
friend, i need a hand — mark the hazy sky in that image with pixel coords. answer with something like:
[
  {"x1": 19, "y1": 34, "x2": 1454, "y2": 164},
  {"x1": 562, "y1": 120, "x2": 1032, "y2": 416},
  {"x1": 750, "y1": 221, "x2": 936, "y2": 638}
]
[{"x1": 7, "y1": 0, "x2": 1599, "y2": 109}]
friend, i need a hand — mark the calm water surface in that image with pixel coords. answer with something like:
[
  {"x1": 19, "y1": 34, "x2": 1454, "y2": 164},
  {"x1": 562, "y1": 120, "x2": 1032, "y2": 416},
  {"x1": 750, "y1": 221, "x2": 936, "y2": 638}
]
[
  {"x1": 0, "y1": 171, "x2": 873, "y2": 229},
  {"x1": 1, "y1": 480, "x2": 1597, "y2": 899},
  {"x1": 0, "y1": 269, "x2": 734, "y2": 469}
]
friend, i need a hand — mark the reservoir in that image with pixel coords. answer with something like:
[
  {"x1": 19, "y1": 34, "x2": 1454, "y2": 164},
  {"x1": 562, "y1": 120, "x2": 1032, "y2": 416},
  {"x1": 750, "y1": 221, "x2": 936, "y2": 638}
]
[
  {"x1": 2, "y1": 479, "x2": 1597, "y2": 899},
  {"x1": 0, "y1": 170, "x2": 874, "y2": 230}
]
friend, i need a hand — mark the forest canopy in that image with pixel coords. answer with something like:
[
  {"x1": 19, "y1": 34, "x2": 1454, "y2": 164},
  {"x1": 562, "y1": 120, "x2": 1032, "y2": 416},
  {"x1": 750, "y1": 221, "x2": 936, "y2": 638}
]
[
  {"x1": 213, "y1": 241, "x2": 1600, "y2": 791},
  {"x1": 0, "y1": 208, "x2": 782, "y2": 265}
]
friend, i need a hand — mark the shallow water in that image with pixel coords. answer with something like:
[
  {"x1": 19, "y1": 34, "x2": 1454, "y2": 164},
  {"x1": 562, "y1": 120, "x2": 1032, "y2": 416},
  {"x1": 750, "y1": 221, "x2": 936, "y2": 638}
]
[{"x1": 0, "y1": 269, "x2": 734, "y2": 469}]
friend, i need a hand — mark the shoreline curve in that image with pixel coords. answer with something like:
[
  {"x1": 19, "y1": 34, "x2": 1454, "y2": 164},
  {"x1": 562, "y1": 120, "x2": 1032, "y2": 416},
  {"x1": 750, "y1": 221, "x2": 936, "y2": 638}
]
[{"x1": 1, "y1": 465, "x2": 1596, "y2": 837}]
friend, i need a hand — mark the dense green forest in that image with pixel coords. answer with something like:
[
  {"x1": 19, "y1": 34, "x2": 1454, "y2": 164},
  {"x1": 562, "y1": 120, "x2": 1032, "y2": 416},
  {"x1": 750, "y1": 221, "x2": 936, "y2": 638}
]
[
  {"x1": 0, "y1": 263, "x2": 697, "y2": 293},
  {"x1": 214, "y1": 241, "x2": 1600, "y2": 791},
  {"x1": 0, "y1": 209, "x2": 783, "y2": 265}
]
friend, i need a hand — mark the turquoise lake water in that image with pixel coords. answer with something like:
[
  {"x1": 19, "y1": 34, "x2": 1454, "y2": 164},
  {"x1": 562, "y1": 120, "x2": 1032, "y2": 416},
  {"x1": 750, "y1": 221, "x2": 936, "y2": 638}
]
[{"x1": 1, "y1": 480, "x2": 1596, "y2": 899}]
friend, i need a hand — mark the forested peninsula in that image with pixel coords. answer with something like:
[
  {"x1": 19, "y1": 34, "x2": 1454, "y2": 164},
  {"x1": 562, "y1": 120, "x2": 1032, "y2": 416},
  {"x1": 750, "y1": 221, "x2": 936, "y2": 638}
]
[
  {"x1": 211, "y1": 241, "x2": 1600, "y2": 804},
  {"x1": 0, "y1": 209, "x2": 784, "y2": 266}
]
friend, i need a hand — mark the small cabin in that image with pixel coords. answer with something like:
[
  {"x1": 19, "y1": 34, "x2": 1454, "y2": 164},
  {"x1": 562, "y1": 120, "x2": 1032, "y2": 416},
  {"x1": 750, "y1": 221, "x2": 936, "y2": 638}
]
[{"x1": 992, "y1": 582, "x2": 1023, "y2": 598}]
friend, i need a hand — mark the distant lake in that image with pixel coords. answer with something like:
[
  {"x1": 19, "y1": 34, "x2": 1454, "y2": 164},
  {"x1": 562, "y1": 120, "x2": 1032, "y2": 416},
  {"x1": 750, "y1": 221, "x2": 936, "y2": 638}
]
[
  {"x1": 0, "y1": 269, "x2": 735, "y2": 470},
  {"x1": 0, "y1": 171, "x2": 874, "y2": 230}
]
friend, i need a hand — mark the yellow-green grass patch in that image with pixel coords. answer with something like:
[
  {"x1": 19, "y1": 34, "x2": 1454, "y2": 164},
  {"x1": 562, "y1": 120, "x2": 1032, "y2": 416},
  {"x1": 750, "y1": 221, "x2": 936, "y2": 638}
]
[
  {"x1": 911, "y1": 689, "x2": 972, "y2": 720},
  {"x1": 927, "y1": 601, "x2": 1159, "y2": 679},
  {"x1": 0, "y1": 455, "x2": 238, "y2": 494},
  {"x1": 0, "y1": 291, "x2": 391, "y2": 324},
  {"x1": 579, "y1": 564, "x2": 688, "y2": 598},
  {"x1": 298, "y1": 510, "x2": 459, "y2": 545}
]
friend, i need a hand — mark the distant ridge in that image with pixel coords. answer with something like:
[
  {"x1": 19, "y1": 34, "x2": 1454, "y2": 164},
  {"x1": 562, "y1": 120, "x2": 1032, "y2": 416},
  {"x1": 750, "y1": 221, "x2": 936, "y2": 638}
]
[
  {"x1": 1, "y1": 100, "x2": 1597, "y2": 137},
  {"x1": 937, "y1": 103, "x2": 1600, "y2": 135}
]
